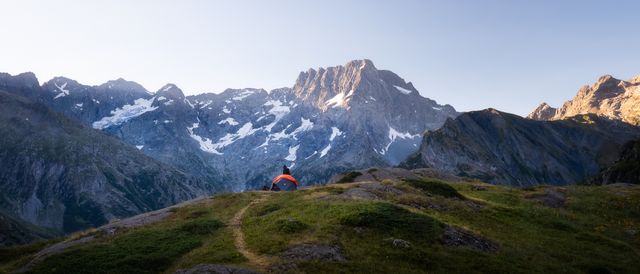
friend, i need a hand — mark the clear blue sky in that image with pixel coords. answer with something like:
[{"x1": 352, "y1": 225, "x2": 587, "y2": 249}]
[{"x1": 1, "y1": 0, "x2": 638, "y2": 116}]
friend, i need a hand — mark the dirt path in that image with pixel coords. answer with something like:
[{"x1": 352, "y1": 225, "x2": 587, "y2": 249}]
[{"x1": 230, "y1": 194, "x2": 271, "y2": 271}]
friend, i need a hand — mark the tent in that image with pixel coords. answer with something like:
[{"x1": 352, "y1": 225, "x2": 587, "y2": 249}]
[{"x1": 271, "y1": 174, "x2": 299, "y2": 191}]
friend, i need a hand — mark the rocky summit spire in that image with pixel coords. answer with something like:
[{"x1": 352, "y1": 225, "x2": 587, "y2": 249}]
[
  {"x1": 528, "y1": 74, "x2": 640, "y2": 125},
  {"x1": 293, "y1": 59, "x2": 422, "y2": 111},
  {"x1": 527, "y1": 102, "x2": 557, "y2": 120}
]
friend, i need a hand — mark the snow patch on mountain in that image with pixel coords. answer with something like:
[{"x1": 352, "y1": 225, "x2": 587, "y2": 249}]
[
  {"x1": 232, "y1": 90, "x2": 255, "y2": 101},
  {"x1": 199, "y1": 100, "x2": 213, "y2": 108},
  {"x1": 320, "y1": 144, "x2": 331, "y2": 158},
  {"x1": 330, "y1": 127, "x2": 343, "y2": 141},
  {"x1": 285, "y1": 144, "x2": 300, "y2": 161},
  {"x1": 218, "y1": 117, "x2": 239, "y2": 126},
  {"x1": 381, "y1": 126, "x2": 420, "y2": 154},
  {"x1": 260, "y1": 117, "x2": 313, "y2": 149},
  {"x1": 263, "y1": 99, "x2": 291, "y2": 132},
  {"x1": 187, "y1": 121, "x2": 223, "y2": 155},
  {"x1": 325, "y1": 89, "x2": 356, "y2": 109},
  {"x1": 53, "y1": 82, "x2": 70, "y2": 99},
  {"x1": 325, "y1": 92, "x2": 345, "y2": 108},
  {"x1": 92, "y1": 98, "x2": 158, "y2": 129},
  {"x1": 295, "y1": 118, "x2": 314, "y2": 134},
  {"x1": 185, "y1": 99, "x2": 194, "y2": 108},
  {"x1": 211, "y1": 122, "x2": 259, "y2": 151},
  {"x1": 394, "y1": 85, "x2": 412, "y2": 95}
]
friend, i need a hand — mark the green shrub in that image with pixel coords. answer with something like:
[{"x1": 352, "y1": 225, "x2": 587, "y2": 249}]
[
  {"x1": 31, "y1": 229, "x2": 199, "y2": 274},
  {"x1": 256, "y1": 203, "x2": 281, "y2": 216},
  {"x1": 339, "y1": 203, "x2": 441, "y2": 236},
  {"x1": 177, "y1": 219, "x2": 224, "y2": 235},
  {"x1": 31, "y1": 218, "x2": 225, "y2": 274},
  {"x1": 0, "y1": 240, "x2": 50, "y2": 263},
  {"x1": 336, "y1": 171, "x2": 363, "y2": 184},
  {"x1": 275, "y1": 217, "x2": 308, "y2": 233},
  {"x1": 403, "y1": 178, "x2": 465, "y2": 199}
]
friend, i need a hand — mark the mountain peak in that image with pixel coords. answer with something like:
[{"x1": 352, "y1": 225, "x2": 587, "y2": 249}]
[
  {"x1": 0, "y1": 72, "x2": 40, "y2": 90},
  {"x1": 156, "y1": 84, "x2": 185, "y2": 99},
  {"x1": 345, "y1": 59, "x2": 376, "y2": 71},
  {"x1": 101, "y1": 78, "x2": 148, "y2": 93},
  {"x1": 528, "y1": 73, "x2": 640, "y2": 125},
  {"x1": 592, "y1": 74, "x2": 621, "y2": 91},
  {"x1": 293, "y1": 59, "x2": 426, "y2": 110},
  {"x1": 527, "y1": 102, "x2": 557, "y2": 120}
]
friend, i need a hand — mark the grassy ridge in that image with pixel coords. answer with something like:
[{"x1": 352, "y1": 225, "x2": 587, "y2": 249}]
[{"x1": 1, "y1": 179, "x2": 639, "y2": 273}]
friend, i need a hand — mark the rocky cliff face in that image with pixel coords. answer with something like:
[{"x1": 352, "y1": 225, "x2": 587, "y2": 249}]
[
  {"x1": 405, "y1": 109, "x2": 640, "y2": 186},
  {"x1": 528, "y1": 75, "x2": 640, "y2": 125},
  {"x1": 0, "y1": 60, "x2": 458, "y2": 190},
  {"x1": 0, "y1": 90, "x2": 216, "y2": 236},
  {"x1": 590, "y1": 139, "x2": 640, "y2": 184}
]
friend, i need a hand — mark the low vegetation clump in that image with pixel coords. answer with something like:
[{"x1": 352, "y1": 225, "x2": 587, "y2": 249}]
[
  {"x1": 336, "y1": 171, "x2": 363, "y2": 184},
  {"x1": 30, "y1": 227, "x2": 204, "y2": 274},
  {"x1": 403, "y1": 178, "x2": 466, "y2": 199},
  {"x1": 275, "y1": 217, "x2": 308, "y2": 233},
  {"x1": 177, "y1": 219, "x2": 224, "y2": 235},
  {"x1": 338, "y1": 202, "x2": 442, "y2": 237}
]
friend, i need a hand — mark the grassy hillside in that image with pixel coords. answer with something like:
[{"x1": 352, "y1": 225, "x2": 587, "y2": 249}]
[
  {"x1": 1, "y1": 176, "x2": 639, "y2": 274},
  {"x1": 0, "y1": 210, "x2": 59, "y2": 248}
]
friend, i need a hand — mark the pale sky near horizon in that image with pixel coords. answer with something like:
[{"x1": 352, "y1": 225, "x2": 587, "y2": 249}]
[{"x1": 1, "y1": 0, "x2": 638, "y2": 116}]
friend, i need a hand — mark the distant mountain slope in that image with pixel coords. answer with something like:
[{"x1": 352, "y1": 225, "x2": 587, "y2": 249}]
[
  {"x1": 528, "y1": 74, "x2": 640, "y2": 125},
  {"x1": 404, "y1": 109, "x2": 640, "y2": 186},
  {"x1": 0, "y1": 90, "x2": 216, "y2": 238},
  {"x1": 590, "y1": 139, "x2": 640, "y2": 184},
  {"x1": 0, "y1": 60, "x2": 459, "y2": 189},
  {"x1": 0, "y1": 209, "x2": 58, "y2": 247}
]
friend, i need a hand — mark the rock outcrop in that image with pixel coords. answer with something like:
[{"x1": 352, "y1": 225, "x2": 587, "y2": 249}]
[{"x1": 528, "y1": 74, "x2": 640, "y2": 125}]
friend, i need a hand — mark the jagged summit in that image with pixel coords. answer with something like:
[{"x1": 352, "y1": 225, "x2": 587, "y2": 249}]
[
  {"x1": 527, "y1": 74, "x2": 640, "y2": 125},
  {"x1": 293, "y1": 59, "x2": 430, "y2": 110},
  {"x1": 527, "y1": 102, "x2": 557, "y2": 120},
  {"x1": 0, "y1": 72, "x2": 40, "y2": 90}
]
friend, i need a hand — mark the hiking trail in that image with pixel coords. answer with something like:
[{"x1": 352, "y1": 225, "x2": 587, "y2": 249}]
[{"x1": 230, "y1": 194, "x2": 271, "y2": 270}]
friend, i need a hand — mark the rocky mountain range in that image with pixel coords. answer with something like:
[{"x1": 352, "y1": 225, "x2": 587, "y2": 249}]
[
  {"x1": 528, "y1": 74, "x2": 640, "y2": 125},
  {"x1": 2, "y1": 59, "x2": 640, "y2": 248},
  {"x1": 0, "y1": 90, "x2": 215, "y2": 241},
  {"x1": 1, "y1": 60, "x2": 458, "y2": 191},
  {"x1": 403, "y1": 109, "x2": 640, "y2": 186}
]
